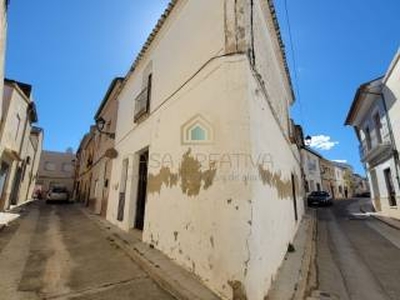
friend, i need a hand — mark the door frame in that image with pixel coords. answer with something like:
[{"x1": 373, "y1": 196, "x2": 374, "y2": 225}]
[{"x1": 134, "y1": 148, "x2": 149, "y2": 231}]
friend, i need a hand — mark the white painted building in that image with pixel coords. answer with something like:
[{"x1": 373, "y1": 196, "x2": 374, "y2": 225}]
[
  {"x1": 346, "y1": 49, "x2": 400, "y2": 218},
  {"x1": 36, "y1": 150, "x2": 76, "y2": 195},
  {"x1": 332, "y1": 162, "x2": 352, "y2": 199},
  {"x1": 16, "y1": 126, "x2": 43, "y2": 202},
  {"x1": 0, "y1": 79, "x2": 41, "y2": 210},
  {"x1": 106, "y1": 1, "x2": 304, "y2": 299},
  {"x1": 301, "y1": 147, "x2": 322, "y2": 193}
]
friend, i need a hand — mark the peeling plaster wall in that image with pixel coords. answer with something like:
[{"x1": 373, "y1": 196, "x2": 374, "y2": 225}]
[
  {"x1": 0, "y1": 84, "x2": 31, "y2": 209},
  {"x1": 245, "y1": 63, "x2": 304, "y2": 300},
  {"x1": 384, "y1": 55, "x2": 400, "y2": 219},
  {"x1": 108, "y1": 0, "x2": 302, "y2": 299},
  {"x1": 252, "y1": 0, "x2": 293, "y2": 136},
  {"x1": 143, "y1": 59, "x2": 253, "y2": 299}
]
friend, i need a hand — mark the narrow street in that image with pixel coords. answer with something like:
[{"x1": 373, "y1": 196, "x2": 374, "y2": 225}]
[
  {"x1": 0, "y1": 201, "x2": 175, "y2": 300},
  {"x1": 316, "y1": 198, "x2": 400, "y2": 300}
]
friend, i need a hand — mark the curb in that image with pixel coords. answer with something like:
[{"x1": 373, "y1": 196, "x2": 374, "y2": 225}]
[
  {"x1": 79, "y1": 206, "x2": 220, "y2": 300},
  {"x1": 360, "y1": 205, "x2": 400, "y2": 231},
  {"x1": 295, "y1": 209, "x2": 318, "y2": 300},
  {"x1": 267, "y1": 209, "x2": 318, "y2": 300}
]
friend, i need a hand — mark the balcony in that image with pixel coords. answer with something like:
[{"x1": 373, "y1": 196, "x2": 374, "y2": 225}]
[
  {"x1": 134, "y1": 87, "x2": 150, "y2": 122},
  {"x1": 360, "y1": 135, "x2": 393, "y2": 165}
]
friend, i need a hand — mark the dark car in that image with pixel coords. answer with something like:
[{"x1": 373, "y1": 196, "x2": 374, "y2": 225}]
[{"x1": 307, "y1": 191, "x2": 333, "y2": 207}]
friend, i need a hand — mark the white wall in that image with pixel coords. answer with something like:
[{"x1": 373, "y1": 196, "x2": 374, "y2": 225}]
[
  {"x1": 245, "y1": 63, "x2": 303, "y2": 299},
  {"x1": 302, "y1": 150, "x2": 322, "y2": 193},
  {"x1": 0, "y1": 85, "x2": 30, "y2": 154},
  {"x1": 107, "y1": 0, "x2": 301, "y2": 299},
  {"x1": 37, "y1": 151, "x2": 75, "y2": 193},
  {"x1": 382, "y1": 53, "x2": 400, "y2": 217},
  {"x1": 0, "y1": 84, "x2": 31, "y2": 208}
]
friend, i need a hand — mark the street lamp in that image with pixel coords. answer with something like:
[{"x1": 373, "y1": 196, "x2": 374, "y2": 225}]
[
  {"x1": 305, "y1": 135, "x2": 312, "y2": 146},
  {"x1": 95, "y1": 117, "x2": 115, "y2": 139}
]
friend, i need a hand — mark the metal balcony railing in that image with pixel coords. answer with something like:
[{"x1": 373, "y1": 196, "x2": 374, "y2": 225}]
[
  {"x1": 359, "y1": 134, "x2": 392, "y2": 163},
  {"x1": 134, "y1": 87, "x2": 150, "y2": 122}
]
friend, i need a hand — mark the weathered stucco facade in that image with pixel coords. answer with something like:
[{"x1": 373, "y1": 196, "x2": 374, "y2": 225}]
[
  {"x1": 77, "y1": 78, "x2": 122, "y2": 216},
  {"x1": 36, "y1": 150, "x2": 75, "y2": 195},
  {"x1": 75, "y1": 128, "x2": 95, "y2": 204},
  {"x1": 0, "y1": 79, "x2": 41, "y2": 210},
  {"x1": 346, "y1": 49, "x2": 400, "y2": 219},
  {"x1": 106, "y1": 1, "x2": 304, "y2": 299},
  {"x1": 301, "y1": 147, "x2": 322, "y2": 193}
]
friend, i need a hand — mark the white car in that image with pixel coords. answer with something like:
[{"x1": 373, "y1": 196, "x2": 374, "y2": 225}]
[{"x1": 46, "y1": 187, "x2": 70, "y2": 203}]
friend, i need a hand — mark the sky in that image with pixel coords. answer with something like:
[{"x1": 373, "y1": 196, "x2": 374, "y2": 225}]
[{"x1": 5, "y1": 0, "x2": 400, "y2": 175}]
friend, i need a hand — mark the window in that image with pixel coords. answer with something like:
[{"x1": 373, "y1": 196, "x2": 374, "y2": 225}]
[
  {"x1": 44, "y1": 162, "x2": 56, "y2": 171},
  {"x1": 134, "y1": 73, "x2": 152, "y2": 121},
  {"x1": 15, "y1": 114, "x2": 21, "y2": 140},
  {"x1": 373, "y1": 112, "x2": 382, "y2": 144},
  {"x1": 62, "y1": 163, "x2": 73, "y2": 173},
  {"x1": 365, "y1": 126, "x2": 372, "y2": 150}
]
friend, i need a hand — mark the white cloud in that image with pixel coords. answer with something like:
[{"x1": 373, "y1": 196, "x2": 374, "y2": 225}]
[
  {"x1": 333, "y1": 159, "x2": 348, "y2": 163},
  {"x1": 309, "y1": 135, "x2": 339, "y2": 151}
]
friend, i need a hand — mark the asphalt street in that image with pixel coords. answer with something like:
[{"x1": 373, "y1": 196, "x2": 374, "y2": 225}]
[
  {"x1": 315, "y1": 198, "x2": 400, "y2": 300},
  {"x1": 0, "y1": 201, "x2": 175, "y2": 300}
]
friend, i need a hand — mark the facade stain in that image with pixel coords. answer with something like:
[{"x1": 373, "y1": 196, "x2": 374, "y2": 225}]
[
  {"x1": 174, "y1": 231, "x2": 179, "y2": 242},
  {"x1": 258, "y1": 165, "x2": 293, "y2": 200},
  {"x1": 228, "y1": 280, "x2": 248, "y2": 300},
  {"x1": 148, "y1": 166, "x2": 179, "y2": 194},
  {"x1": 180, "y1": 149, "x2": 217, "y2": 196},
  {"x1": 210, "y1": 236, "x2": 215, "y2": 248},
  {"x1": 148, "y1": 149, "x2": 217, "y2": 196}
]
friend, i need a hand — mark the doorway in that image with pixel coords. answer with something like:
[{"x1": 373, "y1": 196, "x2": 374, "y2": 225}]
[
  {"x1": 135, "y1": 150, "x2": 149, "y2": 230},
  {"x1": 10, "y1": 167, "x2": 22, "y2": 206},
  {"x1": 291, "y1": 173, "x2": 298, "y2": 222},
  {"x1": 117, "y1": 159, "x2": 129, "y2": 222},
  {"x1": 0, "y1": 162, "x2": 10, "y2": 209},
  {"x1": 384, "y1": 168, "x2": 397, "y2": 207}
]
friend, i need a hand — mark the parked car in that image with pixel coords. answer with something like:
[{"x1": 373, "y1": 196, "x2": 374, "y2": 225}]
[
  {"x1": 46, "y1": 187, "x2": 70, "y2": 203},
  {"x1": 307, "y1": 191, "x2": 333, "y2": 207},
  {"x1": 357, "y1": 191, "x2": 371, "y2": 198}
]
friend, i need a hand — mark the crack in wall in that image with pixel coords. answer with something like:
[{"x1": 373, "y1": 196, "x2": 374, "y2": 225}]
[{"x1": 244, "y1": 199, "x2": 253, "y2": 277}]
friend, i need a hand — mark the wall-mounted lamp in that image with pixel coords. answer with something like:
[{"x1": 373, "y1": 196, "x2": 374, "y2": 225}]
[
  {"x1": 95, "y1": 117, "x2": 115, "y2": 139},
  {"x1": 305, "y1": 135, "x2": 312, "y2": 146}
]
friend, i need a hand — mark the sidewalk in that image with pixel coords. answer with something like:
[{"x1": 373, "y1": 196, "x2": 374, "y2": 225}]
[
  {"x1": 0, "y1": 199, "x2": 38, "y2": 230},
  {"x1": 372, "y1": 213, "x2": 400, "y2": 230},
  {"x1": 0, "y1": 212, "x2": 20, "y2": 229},
  {"x1": 267, "y1": 209, "x2": 317, "y2": 300},
  {"x1": 359, "y1": 202, "x2": 400, "y2": 231},
  {"x1": 80, "y1": 207, "x2": 221, "y2": 300}
]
